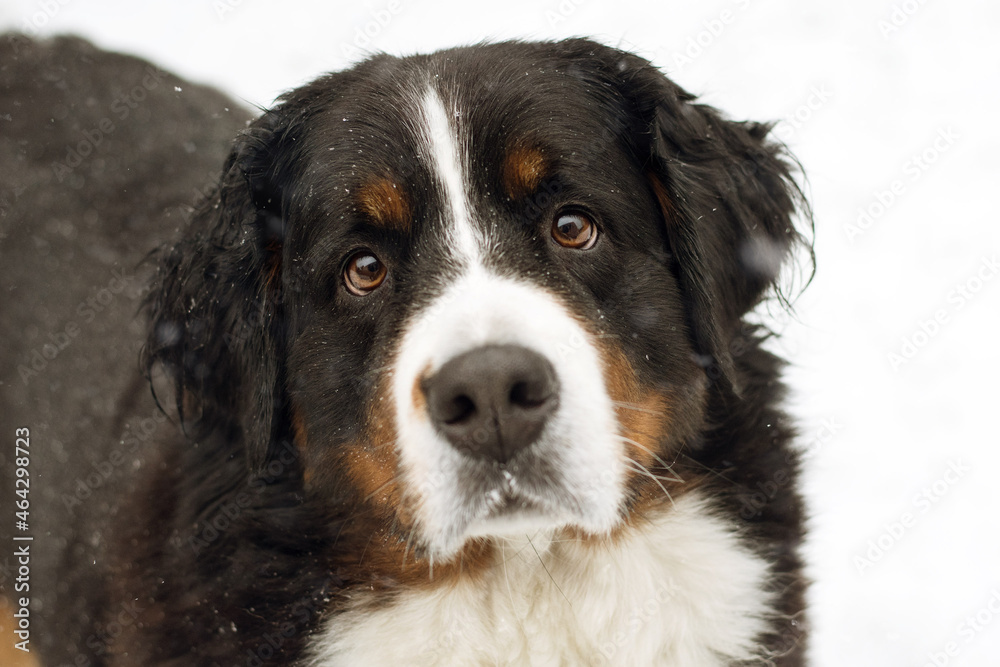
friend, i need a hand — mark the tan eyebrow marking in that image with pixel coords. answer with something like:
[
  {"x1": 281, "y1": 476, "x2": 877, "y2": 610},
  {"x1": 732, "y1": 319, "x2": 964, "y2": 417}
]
[
  {"x1": 502, "y1": 143, "x2": 548, "y2": 200},
  {"x1": 357, "y1": 176, "x2": 411, "y2": 231}
]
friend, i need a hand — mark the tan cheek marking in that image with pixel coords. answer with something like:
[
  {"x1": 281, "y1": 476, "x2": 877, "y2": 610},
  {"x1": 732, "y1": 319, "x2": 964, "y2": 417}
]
[
  {"x1": 338, "y1": 372, "x2": 496, "y2": 588},
  {"x1": 301, "y1": 360, "x2": 498, "y2": 590},
  {"x1": 502, "y1": 144, "x2": 548, "y2": 200},
  {"x1": 357, "y1": 176, "x2": 411, "y2": 230},
  {"x1": 345, "y1": 374, "x2": 402, "y2": 503},
  {"x1": 571, "y1": 339, "x2": 700, "y2": 547},
  {"x1": 598, "y1": 342, "x2": 674, "y2": 471},
  {"x1": 618, "y1": 392, "x2": 673, "y2": 471},
  {"x1": 593, "y1": 335, "x2": 703, "y2": 531},
  {"x1": 558, "y1": 307, "x2": 677, "y2": 482}
]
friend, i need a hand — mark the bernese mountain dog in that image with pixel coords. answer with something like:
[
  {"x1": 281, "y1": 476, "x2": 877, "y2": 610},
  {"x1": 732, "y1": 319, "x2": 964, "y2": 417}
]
[{"x1": 3, "y1": 35, "x2": 811, "y2": 666}]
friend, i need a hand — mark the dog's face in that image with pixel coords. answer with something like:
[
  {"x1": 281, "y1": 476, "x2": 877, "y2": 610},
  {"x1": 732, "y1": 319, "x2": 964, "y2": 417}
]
[
  {"x1": 147, "y1": 39, "x2": 801, "y2": 565},
  {"x1": 283, "y1": 64, "x2": 704, "y2": 560}
]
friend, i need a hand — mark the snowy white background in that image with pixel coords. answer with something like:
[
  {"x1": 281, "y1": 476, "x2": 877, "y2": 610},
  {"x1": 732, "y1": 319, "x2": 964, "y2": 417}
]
[{"x1": 3, "y1": 0, "x2": 999, "y2": 664}]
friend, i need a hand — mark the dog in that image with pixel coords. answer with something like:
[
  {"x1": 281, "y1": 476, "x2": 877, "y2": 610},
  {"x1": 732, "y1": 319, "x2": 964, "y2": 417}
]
[{"x1": 3, "y1": 35, "x2": 811, "y2": 666}]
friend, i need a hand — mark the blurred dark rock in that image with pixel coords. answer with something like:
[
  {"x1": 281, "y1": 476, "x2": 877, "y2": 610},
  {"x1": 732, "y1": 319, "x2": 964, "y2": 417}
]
[{"x1": 0, "y1": 33, "x2": 250, "y2": 664}]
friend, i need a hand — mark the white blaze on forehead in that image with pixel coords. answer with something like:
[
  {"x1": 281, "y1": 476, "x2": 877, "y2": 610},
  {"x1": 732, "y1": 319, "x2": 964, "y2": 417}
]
[{"x1": 418, "y1": 86, "x2": 481, "y2": 263}]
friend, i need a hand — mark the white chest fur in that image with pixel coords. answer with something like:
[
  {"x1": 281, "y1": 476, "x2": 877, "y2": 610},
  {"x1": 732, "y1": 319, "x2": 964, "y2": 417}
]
[{"x1": 306, "y1": 492, "x2": 775, "y2": 666}]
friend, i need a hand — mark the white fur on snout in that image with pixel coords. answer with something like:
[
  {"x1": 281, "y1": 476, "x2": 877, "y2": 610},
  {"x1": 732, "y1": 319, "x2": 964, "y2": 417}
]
[{"x1": 391, "y1": 265, "x2": 625, "y2": 558}]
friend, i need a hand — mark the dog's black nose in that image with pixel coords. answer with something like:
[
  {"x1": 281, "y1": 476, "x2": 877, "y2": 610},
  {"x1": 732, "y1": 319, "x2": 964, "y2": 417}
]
[{"x1": 422, "y1": 345, "x2": 559, "y2": 463}]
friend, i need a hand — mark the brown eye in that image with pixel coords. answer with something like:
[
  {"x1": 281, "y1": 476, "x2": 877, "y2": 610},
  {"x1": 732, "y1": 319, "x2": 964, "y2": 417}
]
[
  {"x1": 344, "y1": 251, "x2": 387, "y2": 296},
  {"x1": 552, "y1": 211, "x2": 597, "y2": 249}
]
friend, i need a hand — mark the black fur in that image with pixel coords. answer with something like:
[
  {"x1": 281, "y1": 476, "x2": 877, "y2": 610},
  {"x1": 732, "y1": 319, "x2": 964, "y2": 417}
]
[{"x1": 6, "y1": 35, "x2": 812, "y2": 666}]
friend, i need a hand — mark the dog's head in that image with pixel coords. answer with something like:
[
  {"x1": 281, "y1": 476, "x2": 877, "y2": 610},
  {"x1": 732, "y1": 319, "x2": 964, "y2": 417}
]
[{"x1": 145, "y1": 39, "x2": 807, "y2": 563}]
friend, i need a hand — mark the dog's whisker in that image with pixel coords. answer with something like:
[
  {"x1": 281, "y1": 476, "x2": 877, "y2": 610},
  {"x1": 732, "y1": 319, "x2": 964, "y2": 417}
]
[
  {"x1": 622, "y1": 457, "x2": 684, "y2": 485},
  {"x1": 618, "y1": 436, "x2": 679, "y2": 477},
  {"x1": 612, "y1": 400, "x2": 661, "y2": 415},
  {"x1": 500, "y1": 540, "x2": 530, "y2": 639},
  {"x1": 624, "y1": 458, "x2": 676, "y2": 508},
  {"x1": 358, "y1": 532, "x2": 375, "y2": 567},
  {"x1": 334, "y1": 502, "x2": 384, "y2": 527},
  {"x1": 362, "y1": 475, "x2": 401, "y2": 503},
  {"x1": 401, "y1": 532, "x2": 415, "y2": 569},
  {"x1": 527, "y1": 535, "x2": 572, "y2": 607}
]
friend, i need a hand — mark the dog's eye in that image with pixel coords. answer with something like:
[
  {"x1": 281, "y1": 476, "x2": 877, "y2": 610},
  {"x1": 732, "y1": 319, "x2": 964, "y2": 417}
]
[
  {"x1": 344, "y1": 251, "x2": 387, "y2": 296},
  {"x1": 551, "y1": 211, "x2": 597, "y2": 250}
]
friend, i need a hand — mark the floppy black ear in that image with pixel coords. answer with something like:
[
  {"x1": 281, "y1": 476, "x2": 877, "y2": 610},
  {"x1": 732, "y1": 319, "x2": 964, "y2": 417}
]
[
  {"x1": 568, "y1": 40, "x2": 810, "y2": 390},
  {"x1": 143, "y1": 108, "x2": 293, "y2": 474}
]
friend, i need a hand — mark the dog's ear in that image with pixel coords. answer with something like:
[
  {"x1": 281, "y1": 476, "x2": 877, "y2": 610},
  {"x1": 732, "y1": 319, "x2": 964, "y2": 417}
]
[
  {"x1": 143, "y1": 107, "x2": 294, "y2": 475},
  {"x1": 567, "y1": 40, "x2": 810, "y2": 390}
]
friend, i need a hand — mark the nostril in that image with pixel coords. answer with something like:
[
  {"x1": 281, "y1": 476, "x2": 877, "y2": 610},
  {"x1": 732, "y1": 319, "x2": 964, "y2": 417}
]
[
  {"x1": 443, "y1": 394, "x2": 476, "y2": 425},
  {"x1": 509, "y1": 382, "x2": 528, "y2": 407},
  {"x1": 509, "y1": 381, "x2": 550, "y2": 409}
]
